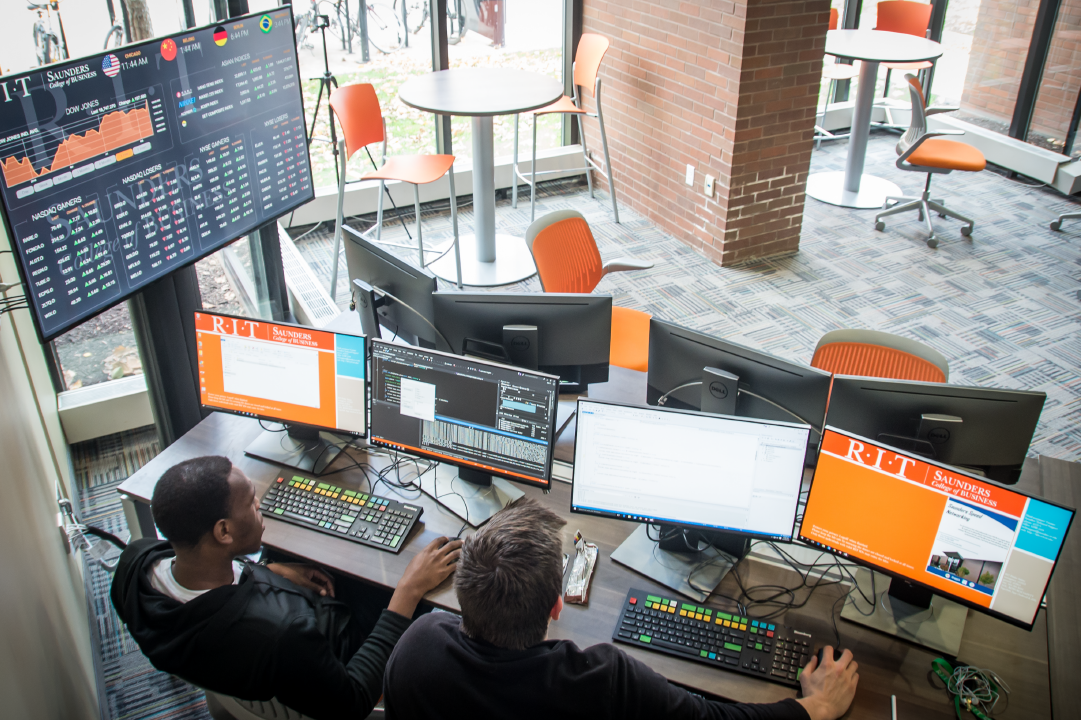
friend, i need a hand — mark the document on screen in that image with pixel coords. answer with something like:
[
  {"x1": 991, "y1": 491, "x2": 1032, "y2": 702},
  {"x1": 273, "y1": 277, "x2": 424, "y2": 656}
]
[{"x1": 221, "y1": 336, "x2": 321, "y2": 408}]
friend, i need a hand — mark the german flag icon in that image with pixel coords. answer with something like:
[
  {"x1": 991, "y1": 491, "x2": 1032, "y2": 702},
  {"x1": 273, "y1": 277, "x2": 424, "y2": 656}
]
[{"x1": 213, "y1": 26, "x2": 228, "y2": 47}]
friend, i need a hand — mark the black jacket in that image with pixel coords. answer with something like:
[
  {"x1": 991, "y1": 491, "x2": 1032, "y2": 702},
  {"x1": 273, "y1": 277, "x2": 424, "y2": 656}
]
[
  {"x1": 111, "y1": 538, "x2": 410, "y2": 719},
  {"x1": 384, "y1": 612, "x2": 811, "y2": 720}
]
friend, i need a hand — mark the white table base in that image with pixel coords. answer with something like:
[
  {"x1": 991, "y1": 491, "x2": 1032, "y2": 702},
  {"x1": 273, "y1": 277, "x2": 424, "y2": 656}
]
[
  {"x1": 808, "y1": 59, "x2": 901, "y2": 209},
  {"x1": 429, "y1": 233, "x2": 537, "y2": 286},
  {"x1": 806, "y1": 171, "x2": 901, "y2": 209}
]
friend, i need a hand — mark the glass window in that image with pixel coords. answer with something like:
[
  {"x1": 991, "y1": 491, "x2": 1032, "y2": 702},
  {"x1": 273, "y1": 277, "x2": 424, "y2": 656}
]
[
  {"x1": 52, "y1": 302, "x2": 141, "y2": 390},
  {"x1": 446, "y1": 0, "x2": 564, "y2": 163},
  {"x1": 1026, "y1": 3, "x2": 1081, "y2": 157},
  {"x1": 299, "y1": 0, "x2": 437, "y2": 189},
  {"x1": 936, "y1": 0, "x2": 1036, "y2": 136}
]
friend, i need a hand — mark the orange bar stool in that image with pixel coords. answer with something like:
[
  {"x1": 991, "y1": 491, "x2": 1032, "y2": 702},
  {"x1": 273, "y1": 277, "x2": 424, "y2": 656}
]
[
  {"x1": 815, "y1": 8, "x2": 861, "y2": 148},
  {"x1": 512, "y1": 33, "x2": 619, "y2": 223},
  {"x1": 811, "y1": 329, "x2": 949, "y2": 383},
  {"x1": 874, "y1": 0, "x2": 935, "y2": 128},
  {"x1": 875, "y1": 74, "x2": 985, "y2": 248},
  {"x1": 328, "y1": 83, "x2": 462, "y2": 298},
  {"x1": 525, "y1": 210, "x2": 653, "y2": 371}
]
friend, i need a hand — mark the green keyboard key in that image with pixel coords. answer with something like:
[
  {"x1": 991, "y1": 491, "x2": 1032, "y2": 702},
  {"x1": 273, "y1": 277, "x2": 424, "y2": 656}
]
[
  {"x1": 700, "y1": 650, "x2": 708, "y2": 657},
  {"x1": 273, "y1": 508, "x2": 283, "y2": 515},
  {"x1": 344, "y1": 490, "x2": 356, "y2": 497},
  {"x1": 682, "y1": 603, "x2": 697, "y2": 611},
  {"x1": 292, "y1": 476, "x2": 305, "y2": 483},
  {"x1": 391, "y1": 536, "x2": 400, "y2": 547},
  {"x1": 755, "y1": 643, "x2": 763, "y2": 650},
  {"x1": 317, "y1": 482, "x2": 330, "y2": 490},
  {"x1": 640, "y1": 635, "x2": 651, "y2": 643},
  {"x1": 718, "y1": 612, "x2": 732, "y2": 620},
  {"x1": 341, "y1": 515, "x2": 356, "y2": 523},
  {"x1": 646, "y1": 595, "x2": 661, "y2": 603},
  {"x1": 724, "y1": 642, "x2": 741, "y2": 652}
]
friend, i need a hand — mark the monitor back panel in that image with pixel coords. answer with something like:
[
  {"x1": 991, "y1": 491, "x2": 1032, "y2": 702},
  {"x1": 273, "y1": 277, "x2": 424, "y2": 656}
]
[{"x1": 343, "y1": 233, "x2": 438, "y2": 345}]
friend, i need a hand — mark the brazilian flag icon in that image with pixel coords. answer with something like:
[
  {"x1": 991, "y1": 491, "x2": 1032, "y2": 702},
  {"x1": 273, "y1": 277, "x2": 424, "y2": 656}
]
[
  {"x1": 213, "y1": 26, "x2": 228, "y2": 46},
  {"x1": 260, "y1": 15, "x2": 273, "y2": 33}
]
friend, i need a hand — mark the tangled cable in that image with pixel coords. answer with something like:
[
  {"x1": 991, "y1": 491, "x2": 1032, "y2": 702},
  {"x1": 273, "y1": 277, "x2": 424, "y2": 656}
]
[{"x1": 931, "y1": 658, "x2": 1010, "y2": 719}]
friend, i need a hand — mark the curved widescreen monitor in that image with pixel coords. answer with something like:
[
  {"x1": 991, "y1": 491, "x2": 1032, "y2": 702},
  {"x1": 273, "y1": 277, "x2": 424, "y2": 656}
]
[
  {"x1": 0, "y1": 8, "x2": 313, "y2": 341},
  {"x1": 801, "y1": 427, "x2": 1074, "y2": 631}
]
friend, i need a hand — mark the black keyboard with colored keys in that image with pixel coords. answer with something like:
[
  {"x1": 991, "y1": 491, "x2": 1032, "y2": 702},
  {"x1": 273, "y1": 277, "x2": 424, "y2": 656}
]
[
  {"x1": 259, "y1": 474, "x2": 422, "y2": 553},
  {"x1": 612, "y1": 588, "x2": 815, "y2": 688}
]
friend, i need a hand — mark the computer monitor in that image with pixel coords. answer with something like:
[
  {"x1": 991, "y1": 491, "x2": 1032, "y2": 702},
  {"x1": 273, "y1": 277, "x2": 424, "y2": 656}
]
[
  {"x1": 0, "y1": 9, "x2": 313, "y2": 343},
  {"x1": 824, "y1": 375, "x2": 1046, "y2": 485},
  {"x1": 571, "y1": 398, "x2": 811, "y2": 600},
  {"x1": 432, "y1": 291, "x2": 612, "y2": 391},
  {"x1": 343, "y1": 231, "x2": 439, "y2": 347},
  {"x1": 369, "y1": 339, "x2": 559, "y2": 525},
  {"x1": 195, "y1": 310, "x2": 366, "y2": 475},
  {"x1": 646, "y1": 318, "x2": 831, "y2": 466},
  {"x1": 801, "y1": 427, "x2": 1074, "y2": 649}
]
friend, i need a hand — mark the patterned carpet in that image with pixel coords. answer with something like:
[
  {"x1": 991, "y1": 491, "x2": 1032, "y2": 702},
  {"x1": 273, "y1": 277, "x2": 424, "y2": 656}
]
[
  {"x1": 294, "y1": 133, "x2": 1081, "y2": 462},
  {"x1": 72, "y1": 428, "x2": 213, "y2": 720}
]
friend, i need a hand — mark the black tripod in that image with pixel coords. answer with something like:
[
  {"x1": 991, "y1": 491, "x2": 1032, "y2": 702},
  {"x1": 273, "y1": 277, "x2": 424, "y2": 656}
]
[{"x1": 305, "y1": 14, "x2": 413, "y2": 240}]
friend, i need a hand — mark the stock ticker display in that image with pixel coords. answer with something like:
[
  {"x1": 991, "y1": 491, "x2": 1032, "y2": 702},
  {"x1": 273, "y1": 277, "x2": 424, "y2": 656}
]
[{"x1": 0, "y1": 9, "x2": 313, "y2": 341}]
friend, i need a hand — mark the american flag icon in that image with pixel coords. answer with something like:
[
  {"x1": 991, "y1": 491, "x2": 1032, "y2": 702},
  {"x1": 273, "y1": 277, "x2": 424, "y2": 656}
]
[{"x1": 102, "y1": 54, "x2": 120, "y2": 77}]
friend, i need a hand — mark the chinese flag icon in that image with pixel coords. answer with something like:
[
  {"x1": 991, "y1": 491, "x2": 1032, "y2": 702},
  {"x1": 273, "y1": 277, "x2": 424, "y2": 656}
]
[{"x1": 161, "y1": 38, "x2": 177, "y2": 61}]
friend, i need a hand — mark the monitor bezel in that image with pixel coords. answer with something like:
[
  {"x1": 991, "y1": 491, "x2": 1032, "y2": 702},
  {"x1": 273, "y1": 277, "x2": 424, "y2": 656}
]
[
  {"x1": 368, "y1": 338, "x2": 560, "y2": 490},
  {"x1": 569, "y1": 397, "x2": 812, "y2": 543},
  {"x1": 195, "y1": 309, "x2": 368, "y2": 439},
  {"x1": 799, "y1": 425, "x2": 1076, "y2": 632},
  {"x1": 0, "y1": 7, "x2": 312, "y2": 345}
]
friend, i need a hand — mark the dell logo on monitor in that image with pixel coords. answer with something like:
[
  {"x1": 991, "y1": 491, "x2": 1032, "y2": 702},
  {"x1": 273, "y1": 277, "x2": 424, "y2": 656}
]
[
  {"x1": 928, "y1": 427, "x2": 951, "y2": 444},
  {"x1": 510, "y1": 336, "x2": 531, "y2": 350},
  {"x1": 708, "y1": 381, "x2": 729, "y2": 399}
]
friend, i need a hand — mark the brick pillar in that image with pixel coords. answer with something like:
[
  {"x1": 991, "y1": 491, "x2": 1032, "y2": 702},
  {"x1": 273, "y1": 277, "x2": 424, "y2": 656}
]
[{"x1": 581, "y1": 0, "x2": 829, "y2": 266}]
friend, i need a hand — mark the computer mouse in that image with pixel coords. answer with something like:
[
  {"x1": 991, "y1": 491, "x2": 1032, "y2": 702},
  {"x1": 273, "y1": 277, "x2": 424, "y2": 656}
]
[{"x1": 815, "y1": 646, "x2": 844, "y2": 667}]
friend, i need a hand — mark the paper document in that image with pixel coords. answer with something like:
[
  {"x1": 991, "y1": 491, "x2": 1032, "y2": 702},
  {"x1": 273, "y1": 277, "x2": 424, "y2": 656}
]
[{"x1": 400, "y1": 378, "x2": 436, "y2": 422}]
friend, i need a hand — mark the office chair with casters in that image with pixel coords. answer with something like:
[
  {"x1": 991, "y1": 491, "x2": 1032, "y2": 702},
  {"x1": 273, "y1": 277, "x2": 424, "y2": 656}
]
[
  {"x1": 873, "y1": 0, "x2": 935, "y2": 129},
  {"x1": 328, "y1": 83, "x2": 463, "y2": 298},
  {"x1": 1050, "y1": 211, "x2": 1081, "y2": 231},
  {"x1": 512, "y1": 33, "x2": 620, "y2": 223},
  {"x1": 815, "y1": 8, "x2": 859, "y2": 149},
  {"x1": 874, "y1": 74, "x2": 985, "y2": 248},
  {"x1": 525, "y1": 210, "x2": 653, "y2": 371},
  {"x1": 811, "y1": 328, "x2": 949, "y2": 383}
]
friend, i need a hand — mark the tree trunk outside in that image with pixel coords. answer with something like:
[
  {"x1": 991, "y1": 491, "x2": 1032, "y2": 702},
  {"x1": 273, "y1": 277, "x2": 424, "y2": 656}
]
[{"x1": 123, "y1": 0, "x2": 154, "y2": 42}]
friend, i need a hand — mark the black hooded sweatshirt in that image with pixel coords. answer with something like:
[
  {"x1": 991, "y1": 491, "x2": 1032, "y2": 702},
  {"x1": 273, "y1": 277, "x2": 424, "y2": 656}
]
[{"x1": 111, "y1": 538, "x2": 411, "y2": 719}]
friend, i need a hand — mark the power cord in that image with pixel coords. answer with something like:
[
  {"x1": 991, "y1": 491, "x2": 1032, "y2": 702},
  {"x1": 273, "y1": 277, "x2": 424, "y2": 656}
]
[{"x1": 931, "y1": 658, "x2": 1010, "y2": 719}]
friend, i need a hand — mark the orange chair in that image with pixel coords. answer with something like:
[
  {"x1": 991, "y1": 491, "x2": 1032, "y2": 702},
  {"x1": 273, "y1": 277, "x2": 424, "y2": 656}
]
[
  {"x1": 811, "y1": 329, "x2": 949, "y2": 383},
  {"x1": 525, "y1": 210, "x2": 653, "y2": 371},
  {"x1": 874, "y1": 0, "x2": 935, "y2": 128},
  {"x1": 875, "y1": 74, "x2": 985, "y2": 248},
  {"x1": 815, "y1": 8, "x2": 861, "y2": 148},
  {"x1": 328, "y1": 83, "x2": 462, "y2": 297},
  {"x1": 512, "y1": 34, "x2": 619, "y2": 223}
]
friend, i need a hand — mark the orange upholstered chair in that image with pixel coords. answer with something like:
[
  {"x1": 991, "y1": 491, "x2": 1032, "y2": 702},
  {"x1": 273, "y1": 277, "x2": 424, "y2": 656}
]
[
  {"x1": 874, "y1": 74, "x2": 985, "y2": 247},
  {"x1": 328, "y1": 83, "x2": 462, "y2": 297},
  {"x1": 815, "y1": 8, "x2": 861, "y2": 148},
  {"x1": 811, "y1": 329, "x2": 949, "y2": 383},
  {"x1": 874, "y1": 0, "x2": 935, "y2": 128},
  {"x1": 525, "y1": 210, "x2": 652, "y2": 372},
  {"x1": 512, "y1": 33, "x2": 619, "y2": 223}
]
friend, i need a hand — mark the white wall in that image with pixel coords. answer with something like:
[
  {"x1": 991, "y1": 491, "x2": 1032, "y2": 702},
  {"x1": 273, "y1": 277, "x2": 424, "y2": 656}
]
[{"x1": 0, "y1": 205, "x2": 98, "y2": 718}]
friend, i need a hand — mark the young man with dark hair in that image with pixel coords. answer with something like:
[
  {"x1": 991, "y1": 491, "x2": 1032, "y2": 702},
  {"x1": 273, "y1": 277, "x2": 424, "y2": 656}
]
[
  {"x1": 384, "y1": 497, "x2": 858, "y2": 720},
  {"x1": 112, "y1": 456, "x2": 461, "y2": 720}
]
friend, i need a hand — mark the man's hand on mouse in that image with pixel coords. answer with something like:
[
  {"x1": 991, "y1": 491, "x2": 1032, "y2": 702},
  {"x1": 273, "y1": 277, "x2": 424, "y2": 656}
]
[
  {"x1": 797, "y1": 646, "x2": 858, "y2": 720},
  {"x1": 388, "y1": 536, "x2": 464, "y2": 618}
]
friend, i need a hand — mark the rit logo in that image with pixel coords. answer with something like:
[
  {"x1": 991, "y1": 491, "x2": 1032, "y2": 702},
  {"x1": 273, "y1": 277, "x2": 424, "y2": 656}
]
[
  {"x1": 845, "y1": 439, "x2": 917, "y2": 480},
  {"x1": 1, "y1": 78, "x2": 30, "y2": 102}
]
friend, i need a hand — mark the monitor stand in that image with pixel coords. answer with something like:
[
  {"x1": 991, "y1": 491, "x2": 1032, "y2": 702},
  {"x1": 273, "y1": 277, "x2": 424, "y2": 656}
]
[
  {"x1": 611, "y1": 524, "x2": 749, "y2": 603},
  {"x1": 840, "y1": 568, "x2": 968, "y2": 656},
  {"x1": 417, "y1": 465, "x2": 524, "y2": 527},
  {"x1": 244, "y1": 424, "x2": 347, "y2": 477}
]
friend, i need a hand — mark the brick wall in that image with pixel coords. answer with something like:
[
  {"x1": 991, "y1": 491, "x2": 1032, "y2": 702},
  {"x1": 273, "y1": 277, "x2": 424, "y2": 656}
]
[
  {"x1": 580, "y1": 0, "x2": 830, "y2": 266},
  {"x1": 960, "y1": 0, "x2": 1081, "y2": 146}
]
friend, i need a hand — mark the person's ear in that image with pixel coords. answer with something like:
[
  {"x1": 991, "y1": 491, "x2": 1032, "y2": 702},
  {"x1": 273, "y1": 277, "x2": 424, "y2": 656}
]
[
  {"x1": 550, "y1": 594, "x2": 563, "y2": 622},
  {"x1": 212, "y1": 517, "x2": 233, "y2": 546}
]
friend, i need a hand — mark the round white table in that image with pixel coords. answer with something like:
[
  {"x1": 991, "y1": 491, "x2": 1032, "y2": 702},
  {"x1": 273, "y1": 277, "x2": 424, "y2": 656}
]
[
  {"x1": 807, "y1": 30, "x2": 943, "y2": 209},
  {"x1": 399, "y1": 68, "x2": 564, "y2": 286}
]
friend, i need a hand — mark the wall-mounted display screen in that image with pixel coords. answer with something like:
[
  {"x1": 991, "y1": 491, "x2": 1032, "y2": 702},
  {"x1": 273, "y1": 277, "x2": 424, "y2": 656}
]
[{"x1": 0, "y1": 9, "x2": 313, "y2": 341}]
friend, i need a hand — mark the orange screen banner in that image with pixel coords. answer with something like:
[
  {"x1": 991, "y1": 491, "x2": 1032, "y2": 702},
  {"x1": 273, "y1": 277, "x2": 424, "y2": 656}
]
[
  {"x1": 801, "y1": 429, "x2": 1029, "y2": 609},
  {"x1": 195, "y1": 312, "x2": 338, "y2": 428}
]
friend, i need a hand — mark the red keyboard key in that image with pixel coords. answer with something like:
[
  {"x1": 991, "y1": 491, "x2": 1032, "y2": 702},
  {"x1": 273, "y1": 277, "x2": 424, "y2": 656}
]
[{"x1": 629, "y1": 598, "x2": 637, "y2": 605}]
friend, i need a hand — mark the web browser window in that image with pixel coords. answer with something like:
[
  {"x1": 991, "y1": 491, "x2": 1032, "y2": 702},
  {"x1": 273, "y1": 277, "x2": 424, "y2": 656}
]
[
  {"x1": 571, "y1": 400, "x2": 810, "y2": 541},
  {"x1": 801, "y1": 428, "x2": 1075, "y2": 628}
]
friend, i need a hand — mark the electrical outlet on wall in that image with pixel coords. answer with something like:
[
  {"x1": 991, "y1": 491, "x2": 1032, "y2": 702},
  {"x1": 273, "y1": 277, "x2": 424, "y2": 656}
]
[
  {"x1": 685, "y1": 164, "x2": 695, "y2": 186},
  {"x1": 704, "y1": 175, "x2": 715, "y2": 198}
]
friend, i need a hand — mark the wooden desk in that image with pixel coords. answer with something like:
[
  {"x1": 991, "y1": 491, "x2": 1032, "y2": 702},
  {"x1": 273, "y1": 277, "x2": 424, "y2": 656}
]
[{"x1": 117, "y1": 369, "x2": 1064, "y2": 718}]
